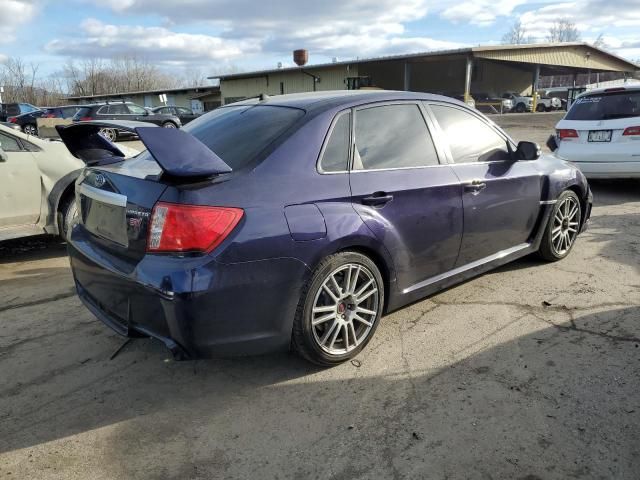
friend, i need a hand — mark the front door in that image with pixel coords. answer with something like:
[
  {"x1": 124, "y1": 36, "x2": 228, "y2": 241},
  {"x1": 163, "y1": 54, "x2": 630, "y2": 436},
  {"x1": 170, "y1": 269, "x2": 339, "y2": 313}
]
[
  {"x1": 348, "y1": 102, "x2": 463, "y2": 291},
  {"x1": 427, "y1": 102, "x2": 542, "y2": 266},
  {"x1": 0, "y1": 131, "x2": 41, "y2": 227}
]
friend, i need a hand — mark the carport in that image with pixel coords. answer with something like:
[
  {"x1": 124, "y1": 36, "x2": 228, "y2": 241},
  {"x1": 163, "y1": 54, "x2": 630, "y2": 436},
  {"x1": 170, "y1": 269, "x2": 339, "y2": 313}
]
[{"x1": 213, "y1": 43, "x2": 639, "y2": 108}]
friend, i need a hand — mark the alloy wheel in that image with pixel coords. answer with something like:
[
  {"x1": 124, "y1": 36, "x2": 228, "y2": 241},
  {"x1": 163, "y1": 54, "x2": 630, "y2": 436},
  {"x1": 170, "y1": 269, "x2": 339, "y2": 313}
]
[
  {"x1": 551, "y1": 196, "x2": 580, "y2": 255},
  {"x1": 23, "y1": 124, "x2": 37, "y2": 135},
  {"x1": 311, "y1": 263, "x2": 380, "y2": 355},
  {"x1": 99, "y1": 128, "x2": 116, "y2": 142}
]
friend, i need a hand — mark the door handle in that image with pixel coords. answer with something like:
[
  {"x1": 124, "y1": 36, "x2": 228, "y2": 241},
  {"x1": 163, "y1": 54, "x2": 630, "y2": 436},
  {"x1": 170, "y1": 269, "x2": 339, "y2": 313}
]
[
  {"x1": 463, "y1": 179, "x2": 487, "y2": 194},
  {"x1": 362, "y1": 192, "x2": 393, "y2": 207}
]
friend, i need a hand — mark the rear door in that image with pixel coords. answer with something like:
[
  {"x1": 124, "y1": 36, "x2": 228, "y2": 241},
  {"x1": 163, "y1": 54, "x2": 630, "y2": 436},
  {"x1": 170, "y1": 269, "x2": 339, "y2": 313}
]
[
  {"x1": 0, "y1": 131, "x2": 41, "y2": 227},
  {"x1": 426, "y1": 102, "x2": 541, "y2": 266},
  {"x1": 348, "y1": 102, "x2": 463, "y2": 290}
]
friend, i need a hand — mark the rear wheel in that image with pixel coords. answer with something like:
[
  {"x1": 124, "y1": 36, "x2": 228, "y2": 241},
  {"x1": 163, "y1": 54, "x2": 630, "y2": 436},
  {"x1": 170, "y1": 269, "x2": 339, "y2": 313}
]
[
  {"x1": 292, "y1": 251, "x2": 384, "y2": 366},
  {"x1": 99, "y1": 128, "x2": 117, "y2": 142},
  {"x1": 23, "y1": 124, "x2": 37, "y2": 135},
  {"x1": 536, "y1": 104, "x2": 546, "y2": 112},
  {"x1": 162, "y1": 121, "x2": 177, "y2": 128},
  {"x1": 515, "y1": 103, "x2": 526, "y2": 113},
  {"x1": 60, "y1": 196, "x2": 79, "y2": 241},
  {"x1": 538, "y1": 190, "x2": 581, "y2": 261}
]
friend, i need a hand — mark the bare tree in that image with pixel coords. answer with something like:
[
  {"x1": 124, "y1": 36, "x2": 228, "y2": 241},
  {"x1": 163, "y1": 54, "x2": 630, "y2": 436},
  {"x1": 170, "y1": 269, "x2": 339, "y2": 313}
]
[
  {"x1": 547, "y1": 18, "x2": 581, "y2": 43},
  {"x1": 592, "y1": 33, "x2": 606, "y2": 49},
  {"x1": 501, "y1": 21, "x2": 532, "y2": 45}
]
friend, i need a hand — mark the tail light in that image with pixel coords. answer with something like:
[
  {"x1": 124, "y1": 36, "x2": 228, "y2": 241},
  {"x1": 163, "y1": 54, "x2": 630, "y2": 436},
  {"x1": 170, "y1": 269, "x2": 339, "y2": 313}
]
[
  {"x1": 558, "y1": 129, "x2": 579, "y2": 139},
  {"x1": 8, "y1": 117, "x2": 17, "y2": 123},
  {"x1": 147, "y1": 202, "x2": 243, "y2": 254},
  {"x1": 44, "y1": 113, "x2": 56, "y2": 118},
  {"x1": 79, "y1": 116, "x2": 93, "y2": 121},
  {"x1": 622, "y1": 126, "x2": 640, "y2": 136}
]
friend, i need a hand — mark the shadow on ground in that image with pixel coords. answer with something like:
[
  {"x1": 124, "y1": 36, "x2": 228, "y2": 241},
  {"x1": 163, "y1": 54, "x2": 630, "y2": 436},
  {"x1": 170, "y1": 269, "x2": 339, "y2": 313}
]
[{"x1": 1, "y1": 304, "x2": 638, "y2": 479}]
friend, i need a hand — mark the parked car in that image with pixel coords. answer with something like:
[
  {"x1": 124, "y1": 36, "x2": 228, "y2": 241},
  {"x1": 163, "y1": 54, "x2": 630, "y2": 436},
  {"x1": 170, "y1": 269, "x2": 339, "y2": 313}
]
[
  {"x1": 60, "y1": 91, "x2": 591, "y2": 366},
  {"x1": 72, "y1": 102, "x2": 182, "y2": 141},
  {"x1": 0, "y1": 102, "x2": 39, "y2": 121},
  {"x1": 549, "y1": 86, "x2": 640, "y2": 178},
  {"x1": 43, "y1": 105, "x2": 85, "y2": 119},
  {"x1": 473, "y1": 93, "x2": 513, "y2": 114},
  {"x1": 7, "y1": 109, "x2": 45, "y2": 135},
  {"x1": 502, "y1": 92, "x2": 561, "y2": 112},
  {"x1": 0, "y1": 123, "x2": 139, "y2": 242},
  {"x1": 150, "y1": 105, "x2": 200, "y2": 124}
]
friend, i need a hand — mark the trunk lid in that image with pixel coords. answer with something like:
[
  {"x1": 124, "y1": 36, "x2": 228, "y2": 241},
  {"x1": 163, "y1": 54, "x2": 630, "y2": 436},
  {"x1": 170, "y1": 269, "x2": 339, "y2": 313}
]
[{"x1": 76, "y1": 157, "x2": 168, "y2": 264}]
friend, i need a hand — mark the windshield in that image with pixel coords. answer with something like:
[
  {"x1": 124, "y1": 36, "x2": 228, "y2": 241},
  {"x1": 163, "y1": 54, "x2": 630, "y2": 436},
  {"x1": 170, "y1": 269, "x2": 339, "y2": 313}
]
[{"x1": 566, "y1": 91, "x2": 640, "y2": 120}]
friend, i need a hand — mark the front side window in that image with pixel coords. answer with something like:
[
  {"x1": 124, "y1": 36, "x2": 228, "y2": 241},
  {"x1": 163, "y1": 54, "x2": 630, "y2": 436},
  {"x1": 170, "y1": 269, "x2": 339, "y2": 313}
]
[
  {"x1": 430, "y1": 104, "x2": 510, "y2": 163},
  {"x1": 0, "y1": 132, "x2": 22, "y2": 152},
  {"x1": 353, "y1": 104, "x2": 439, "y2": 170},
  {"x1": 319, "y1": 112, "x2": 350, "y2": 172},
  {"x1": 177, "y1": 107, "x2": 192, "y2": 115}
]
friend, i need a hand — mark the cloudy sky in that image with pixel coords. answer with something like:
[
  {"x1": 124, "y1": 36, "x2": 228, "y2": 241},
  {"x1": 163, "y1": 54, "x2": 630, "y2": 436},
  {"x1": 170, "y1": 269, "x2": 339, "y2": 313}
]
[{"x1": 1, "y1": 0, "x2": 639, "y2": 77}]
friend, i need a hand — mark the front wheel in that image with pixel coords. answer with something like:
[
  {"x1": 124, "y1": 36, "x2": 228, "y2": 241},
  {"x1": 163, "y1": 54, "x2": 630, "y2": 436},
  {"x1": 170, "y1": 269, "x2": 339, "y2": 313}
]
[
  {"x1": 515, "y1": 103, "x2": 526, "y2": 113},
  {"x1": 162, "y1": 122, "x2": 177, "y2": 128},
  {"x1": 99, "y1": 128, "x2": 117, "y2": 142},
  {"x1": 292, "y1": 252, "x2": 384, "y2": 366},
  {"x1": 538, "y1": 190, "x2": 581, "y2": 261},
  {"x1": 61, "y1": 197, "x2": 79, "y2": 241}
]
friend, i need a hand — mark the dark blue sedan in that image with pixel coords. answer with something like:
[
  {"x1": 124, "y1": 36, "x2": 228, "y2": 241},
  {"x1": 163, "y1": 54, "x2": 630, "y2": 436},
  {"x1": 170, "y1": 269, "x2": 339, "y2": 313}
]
[{"x1": 60, "y1": 91, "x2": 592, "y2": 366}]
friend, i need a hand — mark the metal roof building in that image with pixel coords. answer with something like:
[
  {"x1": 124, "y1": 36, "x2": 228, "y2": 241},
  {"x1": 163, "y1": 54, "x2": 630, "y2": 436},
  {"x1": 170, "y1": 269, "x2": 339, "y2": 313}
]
[
  {"x1": 67, "y1": 85, "x2": 221, "y2": 113},
  {"x1": 210, "y1": 43, "x2": 639, "y2": 107}
]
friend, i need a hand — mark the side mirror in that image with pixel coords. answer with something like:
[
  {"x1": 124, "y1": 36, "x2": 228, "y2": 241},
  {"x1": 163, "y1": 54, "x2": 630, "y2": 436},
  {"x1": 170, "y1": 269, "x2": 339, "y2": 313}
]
[
  {"x1": 546, "y1": 134, "x2": 558, "y2": 152},
  {"x1": 515, "y1": 141, "x2": 541, "y2": 161},
  {"x1": 0, "y1": 147, "x2": 7, "y2": 163}
]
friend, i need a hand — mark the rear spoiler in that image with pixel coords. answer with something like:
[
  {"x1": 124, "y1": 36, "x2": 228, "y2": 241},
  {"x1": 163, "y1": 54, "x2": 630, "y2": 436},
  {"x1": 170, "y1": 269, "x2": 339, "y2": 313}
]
[{"x1": 57, "y1": 120, "x2": 232, "y2": 177}]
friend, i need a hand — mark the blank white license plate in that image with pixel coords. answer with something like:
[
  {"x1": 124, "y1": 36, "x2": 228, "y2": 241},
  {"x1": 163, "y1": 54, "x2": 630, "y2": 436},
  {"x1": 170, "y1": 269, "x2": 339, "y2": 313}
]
[{"x1": 588, "y1": 130, "x2": 612, "y2": 142}]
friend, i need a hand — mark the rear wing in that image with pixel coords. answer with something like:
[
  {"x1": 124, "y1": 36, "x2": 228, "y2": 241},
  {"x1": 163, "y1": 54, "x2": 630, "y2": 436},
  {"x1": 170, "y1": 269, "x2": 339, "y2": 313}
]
[{"x1": 57, "y1": 120, "x2": 232, "y2": 177}]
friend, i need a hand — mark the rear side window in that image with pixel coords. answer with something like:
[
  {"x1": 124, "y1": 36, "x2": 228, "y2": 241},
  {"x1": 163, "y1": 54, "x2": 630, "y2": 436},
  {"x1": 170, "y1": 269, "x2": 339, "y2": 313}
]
[
  {"x1": 566, "y1": 91, "x2": 640, "y2": 120},
  {"x1": 353, "y1": 104, "x2": 439, "y2": 170},
  {"x1": 73, "y1": 107, "x2": 91, "y2": 119},
  {"x1": 320, "y1": 112, "x2": 350, "y2": 172},
  {"x1": 430, "y1": 104, "x2": 510, "y2": 163},
  {"x1": 62, "y1": 107, "x2": 79, "y2": 118},
  {"x1": 109, "y1": 104, "x2": 129, "y2": 115},
  {"x1": 179, "y1": 105, "x2": 305, "y2": 170}
]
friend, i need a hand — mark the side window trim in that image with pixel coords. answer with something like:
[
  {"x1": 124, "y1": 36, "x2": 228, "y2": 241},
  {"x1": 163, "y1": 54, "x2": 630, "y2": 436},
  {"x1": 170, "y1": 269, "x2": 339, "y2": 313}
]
[
  {"x1": 424, "y1": 101, "x2": 516, "y2": 165},
  {"x1": 316, "y1": 109, "x2": 352, "y2": 175},
  {"x1": 351, "y1": 100, "x2": 443, "y2": 172}
]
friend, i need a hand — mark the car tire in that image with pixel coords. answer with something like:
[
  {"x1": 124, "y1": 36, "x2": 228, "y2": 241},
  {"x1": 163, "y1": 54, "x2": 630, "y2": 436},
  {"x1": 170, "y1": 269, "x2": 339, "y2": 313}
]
[
  {"x1": 515, "y1": 103, "x2": 526, "y2": 113},
  {"x1": 292, "y1": 251, "x2": 384, "y2": 366},
  {"x1": 538, "y1": 190, "x2": 582, "y2": 262},
  {"x1": 60, "y1": 197, "x2": 79, "y2": 241},
  {"x1": 23, "y1": 124, "x2": 37, "y2": 135},
  {"x1": 536, "y1": 104, "x2": 546, "y2": 112},
  {"x1": 99, "y1": 128, "x2": 117, "y2": 142},
  {"x1": 162, "y1": 122, "x2": 177, "y2": 128}
]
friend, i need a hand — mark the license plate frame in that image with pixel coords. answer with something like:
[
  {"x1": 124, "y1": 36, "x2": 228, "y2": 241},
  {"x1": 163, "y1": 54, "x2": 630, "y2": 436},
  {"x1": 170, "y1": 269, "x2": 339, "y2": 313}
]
[
  {"x1": 78, "y1": 183, "x2": 129, "y2": 247},
  {"x1": 588, "y1": 130, "x2": 612, "y2": 142}
]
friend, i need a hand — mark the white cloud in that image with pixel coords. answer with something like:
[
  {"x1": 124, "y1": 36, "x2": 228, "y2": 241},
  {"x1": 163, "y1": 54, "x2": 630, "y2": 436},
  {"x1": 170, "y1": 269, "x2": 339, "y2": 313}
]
[
  {"x1": 441, "y1": 0, "x2": 528, "y2": 26},
  {"x1": 0, "y1": 0, "x2": 38, "y2": 44},
  {"x1": 45, "y1": 19, "x2": 254, "y2": 64}
]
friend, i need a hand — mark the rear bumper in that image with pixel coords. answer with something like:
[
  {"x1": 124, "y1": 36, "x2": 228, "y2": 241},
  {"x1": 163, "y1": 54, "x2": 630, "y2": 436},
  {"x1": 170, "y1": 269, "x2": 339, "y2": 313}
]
[
  {"x1": 68, "y1": 236, "x2": 310, "y2": 359},
  {"x1": 557, "y1": 143, "x2": 640, "y2": 178}
]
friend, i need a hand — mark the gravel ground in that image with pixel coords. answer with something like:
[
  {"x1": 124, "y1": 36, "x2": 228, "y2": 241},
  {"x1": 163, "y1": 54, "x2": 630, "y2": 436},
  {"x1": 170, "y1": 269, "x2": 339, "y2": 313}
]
[{"x1": 0, "y1": 114, "x2": 638, "y2": 479}]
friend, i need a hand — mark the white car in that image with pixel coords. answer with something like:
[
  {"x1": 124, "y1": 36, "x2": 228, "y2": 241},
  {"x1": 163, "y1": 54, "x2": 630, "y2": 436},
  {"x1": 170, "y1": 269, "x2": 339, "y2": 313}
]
[
  {"x1": 503, "y1": 92, "x2": 561, "y2": 112},
  {"x1": 0, "y1": 123, "x2": 139, "y2": 241},
  {"x1": 553, "y1": 86, "x2": 640, "y2": 178}
]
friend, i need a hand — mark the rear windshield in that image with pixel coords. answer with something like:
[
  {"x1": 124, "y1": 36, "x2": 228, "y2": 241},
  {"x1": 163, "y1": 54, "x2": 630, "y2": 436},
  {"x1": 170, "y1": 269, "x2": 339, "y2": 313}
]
[
  {"x1": 566, "y1": 91, "x2": 640, "y2": 120},
  {"x1": 171, "y1": 105, "x2": 305, "y2": 170}
]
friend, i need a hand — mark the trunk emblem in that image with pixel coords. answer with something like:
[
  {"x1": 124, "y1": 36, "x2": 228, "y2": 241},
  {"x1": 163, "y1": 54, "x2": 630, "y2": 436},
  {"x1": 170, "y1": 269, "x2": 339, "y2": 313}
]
[{"x1": 94, "y1": 174, "x2": 106, "y2": 187}]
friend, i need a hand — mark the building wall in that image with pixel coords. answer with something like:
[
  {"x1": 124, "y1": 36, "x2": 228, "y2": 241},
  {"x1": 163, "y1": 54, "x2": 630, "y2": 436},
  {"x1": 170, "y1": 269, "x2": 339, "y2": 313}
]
[
  {"x1": 407, "y1": 58, "x2": 467, "y2": 94},
  {"x1": 471, "y1": 60, "x2": 533, "y2": 96},
  {"x1": 220, "y1": 65, "x2": 356, "y2": 104}
]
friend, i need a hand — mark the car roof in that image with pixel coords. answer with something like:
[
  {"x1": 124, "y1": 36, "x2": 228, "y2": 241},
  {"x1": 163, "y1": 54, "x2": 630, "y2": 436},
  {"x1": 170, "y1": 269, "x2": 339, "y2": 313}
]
[
  {"x1": 578, "y1": 85, "x2": 640, "y2": 97},
  {"x1": 227, "y1": 90, "x2": 468, "y2": 114}
]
